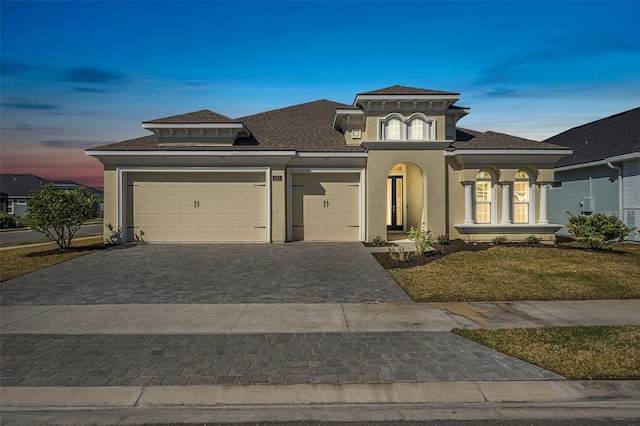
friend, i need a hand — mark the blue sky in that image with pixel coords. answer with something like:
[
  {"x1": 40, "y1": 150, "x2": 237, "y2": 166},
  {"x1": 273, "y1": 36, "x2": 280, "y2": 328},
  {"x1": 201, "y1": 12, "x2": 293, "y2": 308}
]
[{"x1": 1, "y1": 1, "x2": 639, "y2": 187}]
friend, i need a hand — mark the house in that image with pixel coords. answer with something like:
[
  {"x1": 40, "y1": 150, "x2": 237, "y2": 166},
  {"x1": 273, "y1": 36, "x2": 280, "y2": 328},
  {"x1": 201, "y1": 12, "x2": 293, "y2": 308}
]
[
  {"x1": 545, "y1": 108, "x2": 640, "y2": 241},
  {"x1": 86, "y1": 85, "x2": 571, "y2": 244},
  {"x1": 0, "y1": 174, "x2": 103, "y2": 218}
]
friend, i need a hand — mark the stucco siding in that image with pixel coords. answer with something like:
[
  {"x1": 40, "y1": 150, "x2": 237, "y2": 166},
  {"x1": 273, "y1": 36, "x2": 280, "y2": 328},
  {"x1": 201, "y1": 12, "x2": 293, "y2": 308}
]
[
  {"x1": 103, "y1": 168, "x2": 118, "y2": 241},
  {"x1": 366, "y1": 150, "x2": 446, "y2": 241}
]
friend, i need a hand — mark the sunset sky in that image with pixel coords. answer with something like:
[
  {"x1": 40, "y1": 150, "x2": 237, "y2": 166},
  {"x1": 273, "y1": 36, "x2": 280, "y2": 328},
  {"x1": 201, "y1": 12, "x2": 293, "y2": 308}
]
[{"x1": 2, "y1": 1, "x2": 639, "y2": 188}]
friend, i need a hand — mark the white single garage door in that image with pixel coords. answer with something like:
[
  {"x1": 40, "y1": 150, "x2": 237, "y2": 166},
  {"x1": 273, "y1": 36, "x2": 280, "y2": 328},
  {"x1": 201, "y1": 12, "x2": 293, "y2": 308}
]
[
  {"x1": 291, "y1": 173, "x2": 360, "y2": 241},
  {"x1": 130, "y1": 173, "x2": 266, "y2": 242}
]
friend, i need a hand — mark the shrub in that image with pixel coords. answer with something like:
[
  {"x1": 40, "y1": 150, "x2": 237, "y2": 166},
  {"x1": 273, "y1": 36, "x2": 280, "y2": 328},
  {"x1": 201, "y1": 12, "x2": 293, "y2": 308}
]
[
  {"x1": 408, "y1": 223, "x2": 433, "y2": 255},
  {"x1": 27, "y1": 183, "x2": 96, "y2": 251},
  {"x1": 525, "y1": 235, "x2": 542, "y2": 246},
  {"x1": 566, "y1": 213, "x2": 636, "y2": 250},
  {"x1": 492, "y1": 235, "x2": 508, "y2": 244},
  {"x1": 388, "y1": 245, "x2": 411, "y2": 262},
  {"x1": 0, "y1": 211, "x2": 17, "y2": 228},
  {"x1": 372, "y1": 235, "x2": 387, "y2": 246},
  {"x1": 436, "y1": 233, "x2": 450, "y2": 245}
]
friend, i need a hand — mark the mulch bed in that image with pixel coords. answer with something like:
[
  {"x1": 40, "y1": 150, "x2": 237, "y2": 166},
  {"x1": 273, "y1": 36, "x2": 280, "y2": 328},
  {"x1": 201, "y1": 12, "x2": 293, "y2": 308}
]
[{"x1": 370, "y1": 239, "x2": 493, "y2": 270}]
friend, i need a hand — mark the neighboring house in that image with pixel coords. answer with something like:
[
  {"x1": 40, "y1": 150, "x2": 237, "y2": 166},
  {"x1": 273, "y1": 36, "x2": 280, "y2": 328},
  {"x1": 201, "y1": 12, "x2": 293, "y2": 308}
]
[
  {"x1": 87, "y1": 85, "x2": 571, "y2": 244},
  {"x1": 545, "y1": 108, "x2": 640, "y2": 241},
  {"x1": 0, "y1": 174, "x2": 103, "y2": 218}
]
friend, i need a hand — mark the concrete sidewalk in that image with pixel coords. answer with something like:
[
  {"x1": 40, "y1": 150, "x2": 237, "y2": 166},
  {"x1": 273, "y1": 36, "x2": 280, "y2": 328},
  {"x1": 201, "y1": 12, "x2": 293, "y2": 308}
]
[
  {"x1": 3, "y1": 300, "x2": 640, "y2": 334},
  {"x1": 2, "y1": 300, "x2": 639, "y2": 424}
]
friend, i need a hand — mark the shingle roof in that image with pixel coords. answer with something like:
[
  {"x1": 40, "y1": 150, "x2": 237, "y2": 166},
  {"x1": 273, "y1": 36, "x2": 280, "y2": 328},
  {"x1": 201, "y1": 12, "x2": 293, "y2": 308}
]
[
  {"x1": 0, "y1": 174, "x2": 100, "y2": 197},
  {"x1": 546, "y1": 108, "x2": 640, "y2": 167},
  {"x1": 456, "y1": 128, "x2": 483, "y2": 142},
  {"x1": 357, "y1": 85, "x2": 459, "y2": 96},
  {"x1": 0, "y1": 174, "x2": 48, "y2": 196},
  {"x1": 143, "y1": 109, "x2": 235, "y2": 124},
  {"x1": 91, "y1": 100, "x2": 366, "y2": 152},
  {"x1": 452, "y1": 131, "x2": 568, "y2": 150}
]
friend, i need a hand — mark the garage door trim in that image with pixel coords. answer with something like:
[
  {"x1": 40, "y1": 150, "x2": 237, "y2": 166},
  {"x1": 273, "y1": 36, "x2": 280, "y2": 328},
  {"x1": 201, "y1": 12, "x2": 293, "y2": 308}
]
[
  {"x1": 117, "y1": 167, "x2": 271, "y2": 243},
  {"x1": 286, "y1": 168, "x2": 365, "y2": 241}
]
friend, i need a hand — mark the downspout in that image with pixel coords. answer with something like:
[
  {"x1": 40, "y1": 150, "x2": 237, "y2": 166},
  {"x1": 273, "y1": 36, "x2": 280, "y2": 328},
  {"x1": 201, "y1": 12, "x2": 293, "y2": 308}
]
[{"x1": 606, "y1": 162, "x2": 623, "y2": 220}]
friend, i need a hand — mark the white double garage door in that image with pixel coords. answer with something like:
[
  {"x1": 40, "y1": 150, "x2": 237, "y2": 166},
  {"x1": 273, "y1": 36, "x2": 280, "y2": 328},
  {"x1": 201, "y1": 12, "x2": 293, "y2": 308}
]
[{"x1": 128, "y1": 171, "x2": 360, "y2": 242}]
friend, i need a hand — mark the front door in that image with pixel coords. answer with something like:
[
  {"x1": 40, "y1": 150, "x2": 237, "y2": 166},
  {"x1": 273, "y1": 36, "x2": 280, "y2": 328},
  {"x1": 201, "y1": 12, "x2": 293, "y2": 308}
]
[{"x1": 387, "y1": 176, "x2": 403, "y2": 230}]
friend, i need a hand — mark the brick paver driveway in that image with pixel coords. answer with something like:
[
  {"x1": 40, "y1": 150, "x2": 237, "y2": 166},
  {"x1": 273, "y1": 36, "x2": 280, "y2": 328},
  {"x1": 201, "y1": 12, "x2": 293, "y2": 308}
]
[{"x1": 0, "y1": 243, "x2": 410, "y2": 305}]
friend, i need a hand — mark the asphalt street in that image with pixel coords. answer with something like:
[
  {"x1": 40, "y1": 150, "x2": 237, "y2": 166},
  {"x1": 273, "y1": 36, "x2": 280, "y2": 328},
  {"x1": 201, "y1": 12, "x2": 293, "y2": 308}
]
[{"x1": 0, "y1": 223, "x2": 103, "y2": 244}]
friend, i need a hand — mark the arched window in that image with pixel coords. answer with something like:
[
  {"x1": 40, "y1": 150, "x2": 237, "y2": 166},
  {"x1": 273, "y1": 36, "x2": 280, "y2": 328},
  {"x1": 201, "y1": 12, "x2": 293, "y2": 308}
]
[
  {"x1": 380, "y1": 114, "x2": 435, "y2": 141},
  {"x1": 408, "y1": 118, "x2": 426, "y2": 140},
  {"x1": 384, "y1": 118, "x2": 402, "y2": 140},
  {"x1": 514, "y1": 171, "x2": 531, "y2": 223},
  {"x1": 475, "y1": 171, "x2": 493, "y2": 224}
]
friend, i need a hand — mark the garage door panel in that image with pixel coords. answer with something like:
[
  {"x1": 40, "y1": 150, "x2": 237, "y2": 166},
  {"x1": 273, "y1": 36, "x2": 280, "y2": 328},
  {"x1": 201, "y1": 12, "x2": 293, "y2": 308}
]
[
  {"x1": 130, "y1": 173, "x2": 266, "y2": 242},
  {"x1": 291, "y1": 173, "x2": 360, "y2": 242}
]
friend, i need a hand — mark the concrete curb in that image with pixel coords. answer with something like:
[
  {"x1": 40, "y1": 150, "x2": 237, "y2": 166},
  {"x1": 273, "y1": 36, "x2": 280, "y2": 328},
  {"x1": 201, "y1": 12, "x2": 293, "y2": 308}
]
[
  {"x1": 3, "y1": 381, "x2": 638, "y2": 408},
  {"x1": 2, "y1": 381, "x2": 639, "y2": 424}
]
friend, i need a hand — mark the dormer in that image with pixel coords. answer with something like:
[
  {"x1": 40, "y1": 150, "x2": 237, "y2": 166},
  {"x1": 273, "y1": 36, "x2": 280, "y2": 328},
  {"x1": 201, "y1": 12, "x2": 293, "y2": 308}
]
[
  {"x1": 334, "y1": 85, "x2": 470, "y2": 146},
  {"x1": 142, "y1": 109, "x2": 250, "y2": 146}
]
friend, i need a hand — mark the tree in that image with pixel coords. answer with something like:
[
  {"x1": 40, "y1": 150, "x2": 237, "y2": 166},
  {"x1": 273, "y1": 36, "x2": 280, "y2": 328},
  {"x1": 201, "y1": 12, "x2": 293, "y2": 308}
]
[
  {"x1": 566, "y1": 213, "x2": 637, "y2": 250},
  {"x1": 27, "y1": 183, "x2": 97, "y2": 251}
]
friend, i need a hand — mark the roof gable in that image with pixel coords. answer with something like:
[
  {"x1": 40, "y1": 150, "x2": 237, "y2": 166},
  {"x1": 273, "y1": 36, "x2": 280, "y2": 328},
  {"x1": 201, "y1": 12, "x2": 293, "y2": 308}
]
[
  {"x1": 357, "y1": 85, "x2": 459, "y2": 96},
  {"x1": 546, "y1": 108, "x2": 640, "y2": 167},
  {"x1": 143, "y1": 109, "x2": 235, "y2": 124}
]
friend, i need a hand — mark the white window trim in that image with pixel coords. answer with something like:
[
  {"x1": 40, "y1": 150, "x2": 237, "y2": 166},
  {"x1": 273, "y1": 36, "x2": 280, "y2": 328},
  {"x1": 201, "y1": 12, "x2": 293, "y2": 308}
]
[
  {"x1": 474, "y1": 170, "x2": 498, "y2": 225},
  {"x1": 513, "y1": 171, "x2": 535, "y2": 225},
  {"x1": 378, "y1": 113, "x2": 436, "y2": 141}
]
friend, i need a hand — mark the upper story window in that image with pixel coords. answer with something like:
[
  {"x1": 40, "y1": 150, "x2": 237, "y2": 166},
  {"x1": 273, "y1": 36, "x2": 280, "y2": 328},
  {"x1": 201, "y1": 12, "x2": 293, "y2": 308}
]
[
  {"x1": 384, "y1": 118, "x2": 402, "y2": 140},
  {"x1": 380, "y1": 114, "x2": 435, "y2": 141},
  {"x1": 514, "y1": 171, "x2": 532, "y2": 224},
  {"x1": 475, "y1": 171, "x2": 493, "y2": 224},
  {"x1": 408, "y1": 118, "x2": 427, "y2": 140}
]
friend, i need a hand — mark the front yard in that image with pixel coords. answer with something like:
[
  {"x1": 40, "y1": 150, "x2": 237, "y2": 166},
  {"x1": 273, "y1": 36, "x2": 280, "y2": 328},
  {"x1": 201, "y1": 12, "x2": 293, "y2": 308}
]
[
  {"x1": 377, "y1": 240, "x2": 640, "y2": 380},
  {"x1": 0, "y1": 237, "x2": 105, "y2": 282},
  {"x1": 385, "y1": 242, "x2": 640, "y2": 302},
  {"x1": 454, "y1": 325, "x2": 640, "y2": 380}
]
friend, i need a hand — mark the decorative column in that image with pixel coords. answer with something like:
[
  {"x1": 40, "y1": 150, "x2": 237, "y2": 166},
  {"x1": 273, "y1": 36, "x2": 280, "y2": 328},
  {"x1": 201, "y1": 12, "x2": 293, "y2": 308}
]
[
  {"x1": 464, "y1": 182, "x2": 474, "y2": 224},
  {"x1": 538, "y1": 182, "x2": 549, "y2": 224},
  {"x1": 500, "y1": 182, "x2": 512, "y2": 224},
  {"x1": 464, "y1": 182, "x2": 475, "y2": 225}
]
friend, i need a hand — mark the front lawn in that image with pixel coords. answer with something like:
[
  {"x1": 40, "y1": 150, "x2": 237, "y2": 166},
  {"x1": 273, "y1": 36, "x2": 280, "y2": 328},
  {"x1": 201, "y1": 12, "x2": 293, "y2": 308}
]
[
  {"x1": 454, "y1": 325, "x2": 640, "y2": 380},
  {"x1": 388, "y1": 243, "x2": 640, "y2": 302},
  {"x1": 0, "y1": 237, "x2": 105, "y2": 282}
]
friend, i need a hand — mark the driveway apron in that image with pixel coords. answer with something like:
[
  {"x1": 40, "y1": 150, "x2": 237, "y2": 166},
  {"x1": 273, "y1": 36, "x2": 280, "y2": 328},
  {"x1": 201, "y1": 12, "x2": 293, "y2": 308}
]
[
  {"x1": 0, "y1": 242, "x2": 410, "y2": 305},
  {"x1": 1, "y1": 242, "x2": 565, "y2": 391}
]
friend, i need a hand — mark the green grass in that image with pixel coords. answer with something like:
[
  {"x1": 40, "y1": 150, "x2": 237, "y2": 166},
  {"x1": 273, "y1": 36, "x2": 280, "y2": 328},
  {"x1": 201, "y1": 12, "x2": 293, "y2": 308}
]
[
  {"x1": 454, "y1": 326, "x2": 640, "y2": 380},
  {"x1": 389, "y1": 243, "x2": 640, "y2": 302},
  {"x1": 0, "y1": 233, "x2": 102, "y2": 248},
  {"x1": 0, "y1": 236, "x2": 105, "y2": 282}
]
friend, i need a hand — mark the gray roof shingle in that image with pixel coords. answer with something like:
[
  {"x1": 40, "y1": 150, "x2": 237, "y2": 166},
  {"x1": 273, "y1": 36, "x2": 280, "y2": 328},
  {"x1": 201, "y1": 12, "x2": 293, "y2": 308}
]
[
  {"x1": 143, "y1": 109, "x2": 235, "y2": 124},
  {"x1": 357, "y1": 85, "x2": 459, "y2": 96},
  {"x1": 91, "y1": 100, "x2": 365, "y2": 152},
  {"x1": 452, "y1": 131, "x2": 568, "y2": 150},
  {"x1": 546, "y1": 108, "x2": 640, "y2": 167}
]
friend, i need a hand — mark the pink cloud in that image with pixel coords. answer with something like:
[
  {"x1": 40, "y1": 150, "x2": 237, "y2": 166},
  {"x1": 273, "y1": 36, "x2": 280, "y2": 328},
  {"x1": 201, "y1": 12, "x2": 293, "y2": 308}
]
[{"x1": 1, "y1": 146, "x2": 103, "y2": 188}]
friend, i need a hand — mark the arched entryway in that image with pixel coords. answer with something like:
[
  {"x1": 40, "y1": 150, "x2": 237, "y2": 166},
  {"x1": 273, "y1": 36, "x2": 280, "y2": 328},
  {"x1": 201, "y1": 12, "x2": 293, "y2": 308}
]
[{"x1": 386, "y1": 162, "x2": 425, "y2": 238}]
